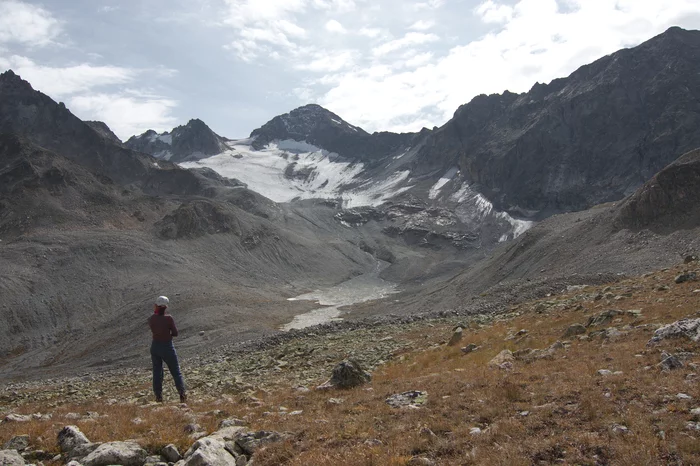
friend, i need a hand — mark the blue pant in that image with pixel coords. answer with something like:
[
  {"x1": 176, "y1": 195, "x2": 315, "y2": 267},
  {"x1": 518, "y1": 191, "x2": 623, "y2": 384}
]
[{"x1": 151, "y1": 340, "x2": 185, "y2": 397}]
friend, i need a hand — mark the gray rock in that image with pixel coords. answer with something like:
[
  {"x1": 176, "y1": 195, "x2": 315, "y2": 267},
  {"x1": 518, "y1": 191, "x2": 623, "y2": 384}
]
[
  {"x1": 57, "y1": 426, "x2": 91, "y2": 455},
  {"x1": 586, "y1": 310, "x2": 622, "y2": 327},
  {"x1": 0, "y1": 450, "x2": 25, "y2": 466},
  {"x1": 447, "y1": 327, "x2": 463, "y2": 346},
  {"x1": 461, "y1": 343, "x2": 479, "y2": 354},
  {"x1": 675, "y1": 272, "x2": 697, "y2": 284},
  {"x1": 68, "y1": 444, "x2": 100, "y2": 460},
  {"x1": 82, "y1": 441, "x2": 147, "y2": 466},
  {"x1": 316, "y1": 360, "x2": 371, "y2": 390},
  {"x1": 161, "y1": 445, "x2": 181, "y2": 463},
  {"x1": 234, "y1": 431, "x2": 285, "y2": 456},
  {"x1": 218, "y1": 419, "x2": 246, "y2": 429},
  {"x1": 3, "y1": 436, "x2": 29, "y2": 452},
  {"x1": 144, "y1": 456, "x2": 162, "y2": 465},
  {"x1": 563, "y1": 324, "x2": 586, "y2": 338},
  {"x1": 183, "y1": 438, "x2": 236, "y2": 466},
  {"x1": 597, "y1": 369, "x2": 613, "y2": 377},
  {"x1": 385, "y1": 391, "x2": 428, "y2": 409},
  {"x1": 3, "y1": 414, "x2": 30, "y2": 423},
  {"x1": 65, "y1": 461, "x2": 82, "y2": 466},
  {"x1": 488, "y1": 350, "x2": 515, "y2": 369},
  {"x1": 648, "y1": 318, "x2": 700, "y2": 345},
  {"x1": 659, "y1": 352, "x2": 684, "y2": 371}
]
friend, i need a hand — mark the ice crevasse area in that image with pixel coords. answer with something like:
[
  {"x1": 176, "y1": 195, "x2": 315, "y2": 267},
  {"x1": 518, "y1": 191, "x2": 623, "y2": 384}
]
[{"x1": 181, "y1": 139, "x2": 412, "y2": 208}]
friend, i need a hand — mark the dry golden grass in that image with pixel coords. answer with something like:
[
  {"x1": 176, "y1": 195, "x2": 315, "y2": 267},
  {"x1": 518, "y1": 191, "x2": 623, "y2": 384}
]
[{"x1": 2, "y1": 263, "x2": 700, "y2": 465}]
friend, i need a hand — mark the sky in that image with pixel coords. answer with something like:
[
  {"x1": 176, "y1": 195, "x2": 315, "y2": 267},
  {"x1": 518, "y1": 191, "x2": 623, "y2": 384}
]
[{"x1": 0, "y1": 0, "x2": 699, "y2": 141}]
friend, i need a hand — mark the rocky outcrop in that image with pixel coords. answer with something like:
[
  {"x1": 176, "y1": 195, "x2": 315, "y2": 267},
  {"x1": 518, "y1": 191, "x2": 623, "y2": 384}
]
[
  {"x1": 85, "y1": 121, "x2": 122, "y2": 144},
  {"x1": 125, "y1": 119, "x2": 228, "y2": 163},
  {"x1": 616, "y1": 148, "x2": 700, "y2": 231},
  {"x1": 155, "y1": 200, "x2": 242, "y2": 239},
  {"x1": 648, "y1": 318, "x2": 700, "y2": 346}
]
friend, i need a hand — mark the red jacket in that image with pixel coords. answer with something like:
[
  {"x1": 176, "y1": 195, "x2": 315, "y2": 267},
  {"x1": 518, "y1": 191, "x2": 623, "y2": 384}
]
[{"x1": 148, "y1": 314, "x2": 178, "y2": 342}]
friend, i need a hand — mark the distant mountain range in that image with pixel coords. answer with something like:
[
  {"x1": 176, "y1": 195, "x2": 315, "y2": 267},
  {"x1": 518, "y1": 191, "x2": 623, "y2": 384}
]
[{"x1": 130, "y1": 27, "x2": 700, "y2": 221}]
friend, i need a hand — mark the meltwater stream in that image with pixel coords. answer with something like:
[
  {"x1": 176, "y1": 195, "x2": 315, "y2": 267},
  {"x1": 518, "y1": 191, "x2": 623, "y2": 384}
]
[{"x1": 281, "y1": 262, "x2": 398, "y2": 331}]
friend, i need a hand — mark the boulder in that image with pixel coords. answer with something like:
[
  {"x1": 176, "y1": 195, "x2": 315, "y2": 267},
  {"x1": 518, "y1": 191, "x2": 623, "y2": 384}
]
[
  {"x1": 82, "y1": 442, "x2": 147, "y2": 466},
  {"x1": 3, "y1": 414, "x2": 30, "y2": 423},
  {"x1": 161, "y1": 445, "x2": 181, "y2": 463},
  {"x1": 447, "y1": 327, "x2": 463, "y2": 346},
  {"x1": 385, "y1": 391, "x2": 428, "y2": 409},
  {"x1": 586, "y1": 310, "x2": 622, "y2": 327},
  {"x1": 3, "y1": 436, "x2": 29, "y2": 452},
  {"x1": 648, "y1": 318, "x2": 700, "y2": 345},
  {"x1": 234, "y1": 431, "x2": 285, "y2": 456},
  {"x1": 563, "y1": 324, "x2": 586, "y2": 338},
  {"x1": 488, "y1": 350, "x2": 515, "y2": 369},
  {"x1": 0, "y1": 450, "x2": 25, "y2": 466},
  {"x1": 316, "y1": 360, "x2": 371, "y2": 390},
  {"x1": 183, "y1": 438, "x2": 236, "y2": 466},
  {"x1": 659, "y1": 352, "x2": 684, "y2": 371},
  {"x1": 58, "y1": 426, "x2": 91, "y2": 455},
  {"x1": 675, "y1": 272, "x2": 698, "y2": 284},
  {"x1": 461, "y1": 344, "x2": 479, "y2": 354}
]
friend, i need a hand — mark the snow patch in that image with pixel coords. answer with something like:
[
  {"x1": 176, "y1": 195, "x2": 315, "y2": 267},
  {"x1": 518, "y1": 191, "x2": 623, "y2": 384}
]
[
  {"x1": 450, "y1": 182, "x2": 533, "y2": 241},
  {"x1": 158, "y1": 133, "x2": 172, "y2": 145},
  {"x1": 429, "y1": 167, "x2": 458, "y2": 199}
]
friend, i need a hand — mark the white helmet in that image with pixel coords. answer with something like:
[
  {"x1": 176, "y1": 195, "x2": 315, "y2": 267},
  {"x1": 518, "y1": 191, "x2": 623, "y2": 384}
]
[{"x1": 155, "y1": 296, "x2": 169, "y2": 307}]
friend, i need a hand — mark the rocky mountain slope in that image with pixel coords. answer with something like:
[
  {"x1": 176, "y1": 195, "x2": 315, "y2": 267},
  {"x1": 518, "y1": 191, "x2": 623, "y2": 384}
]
[
  {"x1": 409, "y1": 26, "x2": 700, "y2": 217},
  {"x1": 125, "y1": 120, "x2": 228, "y2": 163},
  {"x1": 360, "y1": 147, "x2": 700, "y2": 317}
]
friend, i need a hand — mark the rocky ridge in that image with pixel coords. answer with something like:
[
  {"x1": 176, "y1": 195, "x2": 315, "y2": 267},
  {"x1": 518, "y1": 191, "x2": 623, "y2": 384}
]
[{"x1": 125, "y1": 120, "x2": 228, "y2": 163}]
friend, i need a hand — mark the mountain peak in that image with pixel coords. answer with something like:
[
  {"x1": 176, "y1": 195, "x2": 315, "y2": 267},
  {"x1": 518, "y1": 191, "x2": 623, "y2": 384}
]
[
  {"x1": 124, "y1": 118, "x2": 226, "y2": 162},
  {"x1": 250, "y1": 104, "x2": 369, "y2": 153}
]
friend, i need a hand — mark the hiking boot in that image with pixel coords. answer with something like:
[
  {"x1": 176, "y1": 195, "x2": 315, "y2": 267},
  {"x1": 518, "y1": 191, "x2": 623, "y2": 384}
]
[
  {"x1": 155, "y1": 395, "x2": 163, "y2": 403},
  {"x1": 180, "y1": 392, "x2": 187, "y2": 403}
]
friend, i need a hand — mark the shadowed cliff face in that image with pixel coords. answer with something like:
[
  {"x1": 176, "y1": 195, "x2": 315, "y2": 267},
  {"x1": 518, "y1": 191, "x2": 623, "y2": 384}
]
[
  {"x1": 125, "y1": 119, "x2": 228, "y2": 163},
  {"x1": 408, "y1": 27, "x2": 700, "y2": 217},
  {"x1": 615, "y1": 149, "x2": 700, "y2": 232}
]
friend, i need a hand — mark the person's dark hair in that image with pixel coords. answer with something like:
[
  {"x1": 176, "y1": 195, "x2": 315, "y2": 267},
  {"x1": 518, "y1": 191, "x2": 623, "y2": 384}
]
[{"x1": 156, "y1": 305, "x2": 167, "y2": 316}]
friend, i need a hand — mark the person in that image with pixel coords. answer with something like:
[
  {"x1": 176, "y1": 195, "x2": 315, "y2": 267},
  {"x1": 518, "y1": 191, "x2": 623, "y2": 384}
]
[{"x1": 147, "y1": 296, "x2": 187, "y2": 403}]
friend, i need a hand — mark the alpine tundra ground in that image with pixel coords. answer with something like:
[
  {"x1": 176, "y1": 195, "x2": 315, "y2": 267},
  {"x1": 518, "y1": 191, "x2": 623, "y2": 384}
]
[{"x1": 2, "y1": 262, "x2": 700, "y2": 465}]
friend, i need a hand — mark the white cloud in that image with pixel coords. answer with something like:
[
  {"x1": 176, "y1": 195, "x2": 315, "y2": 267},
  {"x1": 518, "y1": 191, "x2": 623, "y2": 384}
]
[
  {"x1": 0, "y1": 0, "x2": 61, "y2": 46},
  {"x1": 414, "y1": 0, "x2": 445, "y2": 10},
  {"x1": 358, "y1": 27, "x2": 383, "y2": 38},
  {"x1": 325, "y1": 19, "x2": 347, "y2": 34},
  {"x1": 372, "y1": 32, "x2": 439, "y2": 56},
  {"x1": 475, "y1": 0, "x2": 513, "y2": 23},
  {"x1": 98, "y1": 5, "x2": 119, "y2": 13},
  {"x1": 69, "y1": 92, "x2": 178, "y2": 140},
  {"x1": 409, "y1": 20, "x2": 435, "y2": 31},
  {"x1": 297, "y1": 50, "x2": 357, "y2": 72},
  {"x1": 403, "y1": 51, "x2": 433, "y2": 68},
  {"x1": 313, "y1": 0, "x2": 700, "y2": 134},
  {"x1": 313, "y1": 0, "x2": 356, "y2": 12},
  {"x1": 0, "y1": 55, "x2": 135, "y2": 96}
]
